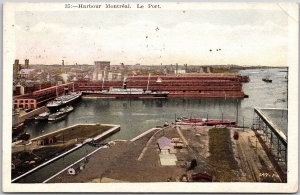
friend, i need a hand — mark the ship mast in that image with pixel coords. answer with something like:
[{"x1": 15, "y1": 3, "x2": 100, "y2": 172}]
[
  {"x1": 146, "y1": 73, "x2": 151, "y2": 91},
  {"x1": 102, "y1": 71, "x2": 106, "y2": 90},
  {"x1": 123, "y1": 77, "x2": 127, "y2": 89}
]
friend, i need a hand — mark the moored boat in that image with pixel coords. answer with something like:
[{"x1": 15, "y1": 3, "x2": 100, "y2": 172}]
[
  {"x1": 47, "y1": 92, "x2": 82, "y2": 111},
  {"x1": 82, "y1": 74, "x2": 168, "y2": 99},
  {"x1": 262, "y1": 76, "x2": 272, "y2": 83},
  {"x1": 48, "y1": 111, "x2": 66, "y2": 121},
  {"x1": 82, "y1": 88, "x2": 169, "y2": 99},
  {"x1": 59, "y1": 105, "x2": 74, "y2": 113},
  {"x1": 176, "y1": 117, "x2": 236, "y2": 127},
  {"x1": 35, "y1": 111, "x2": 50, "y2": 121}
]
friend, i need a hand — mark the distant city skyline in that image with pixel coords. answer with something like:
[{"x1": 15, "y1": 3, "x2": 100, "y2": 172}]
[{"x1": 13, "y1": 3, "x2": 291, "y2": 66}]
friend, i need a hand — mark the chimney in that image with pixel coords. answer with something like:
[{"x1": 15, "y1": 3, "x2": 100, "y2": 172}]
[
  {"x1": 62, "y1": 60, "x2": 64, "y2": 66},
  {"x1": 25, "y1": 59, "x2": 29, "y2": 69}
]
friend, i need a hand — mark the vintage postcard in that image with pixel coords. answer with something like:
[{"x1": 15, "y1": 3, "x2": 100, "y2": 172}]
[{"x1": 2, "y1": 2, "x2": 298, "y2": 193}]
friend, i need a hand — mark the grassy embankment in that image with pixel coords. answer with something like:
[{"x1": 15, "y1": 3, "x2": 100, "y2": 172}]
[{"x1": 208, "y1": 127, "x2": 238, "y2": 182}]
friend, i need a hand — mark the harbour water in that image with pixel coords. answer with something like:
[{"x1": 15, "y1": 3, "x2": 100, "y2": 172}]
[
  {"x1": 25, "y1": 68, "x2": 288, "y2": 139},
  {"x1": 17, "y1": 68, "x2": 288, "y2": 183}
]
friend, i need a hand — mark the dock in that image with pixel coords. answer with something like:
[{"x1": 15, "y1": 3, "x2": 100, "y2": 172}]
[{"x1": 46, "y1": 124, "x2": 283, "y2": 183}]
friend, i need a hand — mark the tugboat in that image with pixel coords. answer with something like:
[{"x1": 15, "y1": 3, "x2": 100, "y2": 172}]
[
  {"x1": 59, "y1": 105, "x2": 74, "y2": 113},
  {"x1": 48, "y1": 111, "x2": 66, "y2": 121},
  {"x1": 35, "y1": 111, "x2": 50, "y2": 121}
]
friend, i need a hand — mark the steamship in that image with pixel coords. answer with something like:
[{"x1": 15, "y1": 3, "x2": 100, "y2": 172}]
[{"x1": 82, "y1": 74, "x2": 169, "y2": 99}]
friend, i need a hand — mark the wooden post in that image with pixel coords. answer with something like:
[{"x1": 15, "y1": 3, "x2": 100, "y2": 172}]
[
  {"x1": 243, "y1": 117, "x2": 245, "y2": 131},
  {"x1": 236, "y1": 99, "x2": 239, "y2": 126}
]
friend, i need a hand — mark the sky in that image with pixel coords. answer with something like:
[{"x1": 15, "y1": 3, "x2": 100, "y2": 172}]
[{"x1": 13, "y1": 4, "x2": 289, "y2": 66}]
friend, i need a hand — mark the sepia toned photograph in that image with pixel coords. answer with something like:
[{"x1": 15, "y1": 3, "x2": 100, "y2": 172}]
[{"x1": 2, "y1": 2, "x2": 298, "y2": 193}]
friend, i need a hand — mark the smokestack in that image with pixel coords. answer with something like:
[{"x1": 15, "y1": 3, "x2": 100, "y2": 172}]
[
  {"x1": 176, "y1": 63, "x2": 178, "y2": 74},
  {"x1": 25, "y1": 59, "x2": 29, "y2": 69},
  {"x1": 62, "y1": 60, "x2": 64, "y2": 66}
]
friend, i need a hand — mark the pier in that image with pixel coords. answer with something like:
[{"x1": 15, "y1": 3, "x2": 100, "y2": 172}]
[
  {"x1": 47, "y1": 124, "x2": 282, "y2": 183},
  {"x1": 130, "y1": 127, "x2": 161, "y2": 142},
  {"x1": 252, "y1": 107, "x2": 287, "y2": 182}
]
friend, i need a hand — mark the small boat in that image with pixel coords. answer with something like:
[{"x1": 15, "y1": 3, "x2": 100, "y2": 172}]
[
  {"x1": 35, "y1": 112, "x2": 50, "y2": 121},
  {"x1": 59, "y1": 106, "x2": 74, "y2": 113},
  {"x1": 262, "y1": 76, "x2": 272, "y2": 83},
  {"x1": 48, "y1": 111, "x2": 66, "y2": 121}
]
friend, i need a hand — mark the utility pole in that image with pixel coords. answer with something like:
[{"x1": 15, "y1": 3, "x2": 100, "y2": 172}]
[
  {"x1": 236, "y1": 99, "x2": 239, "y2": 126},
  {"x1": 243, "y1": 117, "x2": 245, "y2": 131}
]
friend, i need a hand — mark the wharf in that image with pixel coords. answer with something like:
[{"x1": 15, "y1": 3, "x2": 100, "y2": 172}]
[
  {"x1": 48, "y1": 124, "x2": 282, "y2": 183},
  {"x1": 76, "y1": 74, "x2": 249, "y2": 98}
]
